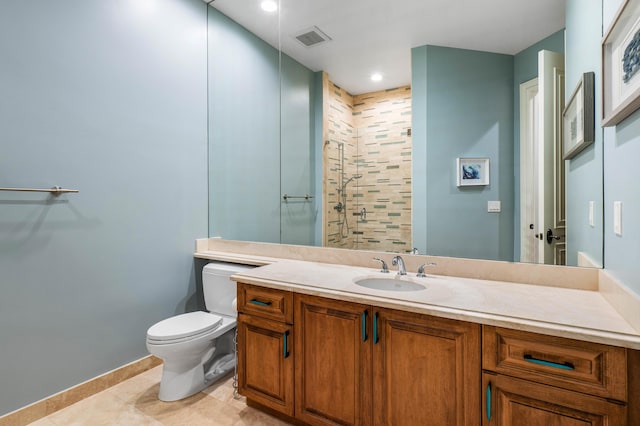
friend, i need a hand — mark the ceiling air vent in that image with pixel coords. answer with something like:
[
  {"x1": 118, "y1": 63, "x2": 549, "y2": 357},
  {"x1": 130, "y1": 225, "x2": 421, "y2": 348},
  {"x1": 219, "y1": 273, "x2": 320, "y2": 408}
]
[{"x1": 294, "y1": 26, "x2": 332, "y2": 47}]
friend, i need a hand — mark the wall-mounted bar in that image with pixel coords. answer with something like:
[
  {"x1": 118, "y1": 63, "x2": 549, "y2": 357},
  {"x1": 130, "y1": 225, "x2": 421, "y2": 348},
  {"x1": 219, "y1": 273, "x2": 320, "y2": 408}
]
[
  {"x1": 282, "y1": 194, "x2": 314, "y2": 201},
  {"x1": 0, "y1": 186, "x2": 79, "y2": 195}
]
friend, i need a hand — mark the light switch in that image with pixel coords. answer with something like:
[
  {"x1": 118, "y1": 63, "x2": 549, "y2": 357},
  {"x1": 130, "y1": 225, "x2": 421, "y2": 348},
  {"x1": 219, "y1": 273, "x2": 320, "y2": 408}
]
[
  {"x1": 614, "y1": 201, "x2": 622, "y2": 236},
  {"x1": 589, "y1": 201, "x2": 594, "y2": 227},
  {"x1": 488, "y1": 201, "x2": 501, "y2": 213}
]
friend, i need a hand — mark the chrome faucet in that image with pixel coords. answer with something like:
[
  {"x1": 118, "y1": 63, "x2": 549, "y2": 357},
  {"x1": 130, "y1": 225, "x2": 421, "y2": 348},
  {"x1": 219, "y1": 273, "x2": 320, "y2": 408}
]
[
  {"x1": 373, "y1": 257, "x2": 389, "y2": 273},
  {"x1": 416, "y1": 262, "x2": 436, "y2": 277},
  {"x1": 391, "y1": 255, "x2": 406, "y2": 276}
]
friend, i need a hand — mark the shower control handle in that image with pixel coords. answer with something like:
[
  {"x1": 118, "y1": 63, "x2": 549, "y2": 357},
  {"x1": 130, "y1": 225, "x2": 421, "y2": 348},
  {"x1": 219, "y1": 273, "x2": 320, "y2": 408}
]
[{"x1": 360, "y1": 208, "x2": 366, "y2": 220}]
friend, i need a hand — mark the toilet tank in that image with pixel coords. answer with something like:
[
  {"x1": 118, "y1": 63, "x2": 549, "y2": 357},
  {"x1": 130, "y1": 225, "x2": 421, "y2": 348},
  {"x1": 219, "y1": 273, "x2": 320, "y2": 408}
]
[{"x1": 202, "y1": 262, "x2": 254, "y2": 317}]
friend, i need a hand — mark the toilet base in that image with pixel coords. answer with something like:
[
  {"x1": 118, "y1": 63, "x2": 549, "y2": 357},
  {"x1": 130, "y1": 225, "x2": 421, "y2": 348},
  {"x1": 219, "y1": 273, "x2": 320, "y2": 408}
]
[
  {"x1": 152, "y1": 328, "x2": 236, "y2": 401},
  {"x1": 158, "y1": 359, "x2": 208, "y2": 402}
]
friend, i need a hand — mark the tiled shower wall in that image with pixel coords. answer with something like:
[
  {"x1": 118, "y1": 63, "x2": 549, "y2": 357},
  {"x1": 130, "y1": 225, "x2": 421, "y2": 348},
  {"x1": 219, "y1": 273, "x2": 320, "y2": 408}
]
[
  {"x1": 322, "y1": 72, "x2": 412, "y2": 252},
  {"x1": 322, "y1": 73, "x2": 357, "y2": 248}
]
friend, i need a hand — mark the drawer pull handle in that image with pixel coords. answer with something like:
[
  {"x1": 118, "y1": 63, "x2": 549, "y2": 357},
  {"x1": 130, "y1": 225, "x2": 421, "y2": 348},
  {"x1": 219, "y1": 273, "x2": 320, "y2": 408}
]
[
  {"x1": 362, "y1": 311, "x2": 368, "y2": 342},
  {"x1": 524, "y1": 354, "x2": 575, "y2": 370},
  {"x1": 283, "y1": 330, "x2": 290, "y2": 359},
  {"x1": 486, "y1": 382, "x2": 492, "y2": 421},
  {"x1": 249, "y1": 299, "x2": 272, "y2": 307}
]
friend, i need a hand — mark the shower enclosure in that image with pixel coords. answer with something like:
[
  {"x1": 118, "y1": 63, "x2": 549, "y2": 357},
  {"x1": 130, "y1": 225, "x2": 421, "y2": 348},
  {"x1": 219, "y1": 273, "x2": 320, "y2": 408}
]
[
  {"x1": 324, "y1": 139, "x2": 360, "y2": 249},
  {"x1": 322, "y1": 75, "x2": 412, "y2": 252},
  {"x1": 323, "y1": 130, "x2": 412, "y2": 252}
]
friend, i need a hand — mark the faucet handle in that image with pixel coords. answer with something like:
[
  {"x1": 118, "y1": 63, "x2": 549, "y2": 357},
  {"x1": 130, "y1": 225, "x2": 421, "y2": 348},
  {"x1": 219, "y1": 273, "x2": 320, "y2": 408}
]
[
  {"x1": 416, "y1": 262, "x2": 437, "y2": 277},
  {"x1": 373, "y1": 257, "x2": 389, "y2": 273}
]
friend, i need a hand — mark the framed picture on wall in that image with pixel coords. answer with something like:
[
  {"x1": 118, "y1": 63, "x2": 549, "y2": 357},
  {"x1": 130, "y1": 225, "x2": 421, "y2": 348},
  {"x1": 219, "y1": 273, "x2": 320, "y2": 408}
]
[
  {"x1": 602, "y1": 0, "x2": 640, "y2": 127},
  {"x1": 563, "y1": 72, "x2": 595, "y2": 159},
  {"x1": 456, "y1": 157, "x2": 489, "y2": 187}
]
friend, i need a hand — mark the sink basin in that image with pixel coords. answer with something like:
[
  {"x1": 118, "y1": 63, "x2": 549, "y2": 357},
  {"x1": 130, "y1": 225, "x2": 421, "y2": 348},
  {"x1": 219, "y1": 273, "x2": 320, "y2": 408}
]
[{"x1": 355, "y1": 277, "x2": 426, "y2": 292}]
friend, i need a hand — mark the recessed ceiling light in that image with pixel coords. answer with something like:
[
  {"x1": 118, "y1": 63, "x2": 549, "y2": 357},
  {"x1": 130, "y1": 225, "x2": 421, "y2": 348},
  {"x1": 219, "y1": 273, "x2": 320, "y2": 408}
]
[
  {"x1": 371, "y1": 73, "x2": 383, "y2": 82},
  {"x1": 261, "y1": 0, "x2": 278, "y2": 12}
]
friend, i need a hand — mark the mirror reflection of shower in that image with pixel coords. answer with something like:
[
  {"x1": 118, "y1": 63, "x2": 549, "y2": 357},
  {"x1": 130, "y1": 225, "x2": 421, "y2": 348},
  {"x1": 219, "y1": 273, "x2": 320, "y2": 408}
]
[
  {"x1": 336, "y1": 171, "x2": 362, "y2": 238},
  {"x1": 322, "y1": 73, "x2": 412, "y2": 252},
  {"x1": 325, "y1": 140, "x2": 362, "y2": 244}
]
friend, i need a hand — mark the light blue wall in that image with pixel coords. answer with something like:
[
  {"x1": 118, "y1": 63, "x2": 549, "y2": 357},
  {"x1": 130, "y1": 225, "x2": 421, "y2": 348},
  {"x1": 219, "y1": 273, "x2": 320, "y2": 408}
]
[
  {"x1": 565, "y1": 0, "x2": 604, "y2": 267},
  {"x1": 411, "y1": 47, "x2": 428, "y2": 254},
  {"x1": 0, "y1": 0, "x2": 208, "y2": 416},
  {"x1": 280, "y1": 55, "x2": 318, "y2": 245},
  {"x1": 313, "y1": 71, "x2": 325, "y2": 244},
  {"x1": 602, "y1": 0, "x2": 640, "y2": 294},
  {"x1": 512, "y1": 30, "x2": 565, "y2": 261},
  {"x1": 412, "y1": 46, "x2": 514, "y2": 260},
  {"x1": 208, "y1": 8, "x2": 280, "y2": 243},
  {"x1": 207, "y1": 8, "x2": 317, "y2": 246}
]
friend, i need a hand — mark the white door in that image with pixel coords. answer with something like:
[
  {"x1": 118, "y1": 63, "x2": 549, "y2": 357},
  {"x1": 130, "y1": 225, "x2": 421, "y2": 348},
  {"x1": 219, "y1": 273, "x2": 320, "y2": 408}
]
[
  {"x1": 537, "y1": 50, "x2": 565, "y2": 265},
  {"x1": 520, "y1": 51, "x2": 565, "y2": 264},
  {"x1": 519, "y1": 78, "x2": 539, "y2": 263}
]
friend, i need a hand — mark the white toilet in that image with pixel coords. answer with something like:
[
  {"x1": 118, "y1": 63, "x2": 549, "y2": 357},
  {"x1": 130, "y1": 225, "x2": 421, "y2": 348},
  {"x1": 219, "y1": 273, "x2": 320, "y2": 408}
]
[{"x1": 146, "y1": 262, "x2": 252, "y2": 401}]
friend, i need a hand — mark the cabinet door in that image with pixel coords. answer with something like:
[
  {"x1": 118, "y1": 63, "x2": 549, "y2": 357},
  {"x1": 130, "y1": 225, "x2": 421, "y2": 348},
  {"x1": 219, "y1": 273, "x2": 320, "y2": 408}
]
[
  {"x1": 482, "y1": 373, "x2": 626, "y2": 425},
  {"x1": 373, "y1": 309, "x2": 481, "y2": 426},
  {"x1": 294, "y1": 294, "x2": 372, "y2": 426},
  {"x1": 237, "y1": 313, "x2": 294, "y2": 416}
]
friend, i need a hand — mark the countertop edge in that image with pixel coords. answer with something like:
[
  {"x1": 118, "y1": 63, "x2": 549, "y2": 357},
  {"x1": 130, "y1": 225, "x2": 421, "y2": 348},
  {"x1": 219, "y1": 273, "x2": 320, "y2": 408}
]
[
  {"x1": 231, "y1": 274, "x2": 640, "y2": 350},
  {"x1": 195, "y1": 249, "x2": 640, "y2": 350}
]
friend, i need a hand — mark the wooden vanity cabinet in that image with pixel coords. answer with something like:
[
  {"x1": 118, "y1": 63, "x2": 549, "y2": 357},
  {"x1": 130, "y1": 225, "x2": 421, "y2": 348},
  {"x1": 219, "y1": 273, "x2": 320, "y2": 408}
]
[
  {"x1": 482, "y1": 326, "x2": 635, "y2": 425},
  {"x1": 294, "y1": 294, "x2": 481, "y2": 426},
  {"x1": 481, "y1": 373, "x2": 626, "y2": 425},
  {"x1": 373, "y1": 308, "x2": 481, "y2": 426},
  {"x1": 294, "y1": 294, "x2": 372, "y2": 426},
  {"x1": 236, "y1": 283, "x2": 294, "y2": 417},
  {"x1": 237, "y1": 284, "x2": 639, "y2": 426}
]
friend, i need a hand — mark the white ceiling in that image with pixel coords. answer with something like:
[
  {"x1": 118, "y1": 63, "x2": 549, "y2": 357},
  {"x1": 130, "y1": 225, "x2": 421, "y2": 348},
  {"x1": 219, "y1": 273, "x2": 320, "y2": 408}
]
[{"x1": 210, "y1": 0, "x2": 566, "y2": 95}]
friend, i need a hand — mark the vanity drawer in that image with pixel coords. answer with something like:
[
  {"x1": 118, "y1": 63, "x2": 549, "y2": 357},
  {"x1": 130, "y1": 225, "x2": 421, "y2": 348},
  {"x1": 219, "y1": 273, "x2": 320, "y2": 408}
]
[
  {"x1": 482, "y1": 326, "x2": 627, "y2": 401},
  {"x1": 237, "y1": 283, "x2": 293, "y2": 324}
]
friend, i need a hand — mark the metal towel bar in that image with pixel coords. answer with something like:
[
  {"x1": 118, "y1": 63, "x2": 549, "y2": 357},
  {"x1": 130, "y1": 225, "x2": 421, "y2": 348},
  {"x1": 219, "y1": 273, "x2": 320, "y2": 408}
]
[
  {"x1": 282, "y1": 194, "x2": 314, "y2": 201},
  {"x1": 0, "y1": 186, "x2": 79, "y2": 195}
]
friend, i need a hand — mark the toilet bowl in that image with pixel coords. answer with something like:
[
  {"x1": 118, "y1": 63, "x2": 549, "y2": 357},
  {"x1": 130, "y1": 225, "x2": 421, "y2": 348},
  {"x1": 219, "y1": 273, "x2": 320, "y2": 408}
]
[{"x1": 146, "y1": 262, "x2": 253, "y2": 401}]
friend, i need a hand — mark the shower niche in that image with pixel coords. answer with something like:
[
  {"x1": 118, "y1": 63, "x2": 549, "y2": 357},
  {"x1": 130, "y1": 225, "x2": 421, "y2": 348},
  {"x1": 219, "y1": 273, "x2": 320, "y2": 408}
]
[{"x1": 322, "y1": 73, "x2": 412, "y2": 252}]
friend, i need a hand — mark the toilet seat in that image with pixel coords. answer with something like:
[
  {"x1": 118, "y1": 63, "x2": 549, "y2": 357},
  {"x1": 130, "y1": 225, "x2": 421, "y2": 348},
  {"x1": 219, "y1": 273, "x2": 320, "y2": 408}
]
[{"x1": 147, "y1": 311, "x2": 222, "y2": 344}]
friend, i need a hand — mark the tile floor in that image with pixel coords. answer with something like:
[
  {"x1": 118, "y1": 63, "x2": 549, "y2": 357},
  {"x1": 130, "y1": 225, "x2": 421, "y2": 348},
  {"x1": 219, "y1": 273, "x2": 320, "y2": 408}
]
[{"x1": 27, "y1": 366, "x2": 291, "y2": 425}]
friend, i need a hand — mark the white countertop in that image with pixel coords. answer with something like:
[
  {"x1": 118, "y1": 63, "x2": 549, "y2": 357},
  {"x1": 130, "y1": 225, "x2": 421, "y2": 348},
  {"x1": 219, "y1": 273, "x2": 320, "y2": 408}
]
[{"x1": 230, "y1": 258, "x2": 640, "y2": 349}]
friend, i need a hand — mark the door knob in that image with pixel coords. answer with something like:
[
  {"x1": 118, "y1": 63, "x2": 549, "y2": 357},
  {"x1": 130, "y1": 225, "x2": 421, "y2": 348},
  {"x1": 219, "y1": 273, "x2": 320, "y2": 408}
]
[{"x1": 546, "y1": 229, "x2": 561, "y2": 244}]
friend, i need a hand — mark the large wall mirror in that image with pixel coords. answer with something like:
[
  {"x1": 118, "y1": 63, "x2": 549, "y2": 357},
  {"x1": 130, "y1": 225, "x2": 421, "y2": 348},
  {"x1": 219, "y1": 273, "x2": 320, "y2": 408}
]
[{"x1": 207, "y1": 0, "x2": 604, "y2": 268}]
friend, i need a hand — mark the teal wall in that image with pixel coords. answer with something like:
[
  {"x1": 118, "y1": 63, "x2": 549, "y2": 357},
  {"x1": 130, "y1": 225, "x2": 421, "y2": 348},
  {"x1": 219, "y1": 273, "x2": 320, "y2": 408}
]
[
  {"x1": 411, "y1": 47, "x2": 428, "y2": 254},
  {"x1": 313, "y1": 71, "x2": 325, "y2": 244},
  {"x1": 602, "y1": 0, "x2": 640, "y2": 294},
  {"x1": 208, "y1": 8, "x2": 280, "y2": 242},
  {"x1": 512, "y1": 30, "x2": 565, "y2": 261},
  {"x1": 565, "y1": 1, "x2": 604, "y2": 267},
  {"x1": 412, "y1": 46, "x2": 514, "y2": 261},
  {"x1": 0, "y1": 0, "x2": 208, "y2": 416},
  {"x1": 207, "y1": 8, "x2": 317, "y2": 245},
  {"x1": 280, "y1": 55, "x2": 318, "y2": 246}
]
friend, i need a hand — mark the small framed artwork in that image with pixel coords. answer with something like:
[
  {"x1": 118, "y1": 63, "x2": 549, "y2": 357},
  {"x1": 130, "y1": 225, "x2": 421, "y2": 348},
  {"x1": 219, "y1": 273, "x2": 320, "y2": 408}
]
[
  {"x1": 563, "y1": 72, "x2": 595, "y2": 160},
  {"x1": 456, "y1": 157, "x2": 489, "y2": 187},
  {"x1": 602, "y1": 0, "x2": 640, "y2": 127}
]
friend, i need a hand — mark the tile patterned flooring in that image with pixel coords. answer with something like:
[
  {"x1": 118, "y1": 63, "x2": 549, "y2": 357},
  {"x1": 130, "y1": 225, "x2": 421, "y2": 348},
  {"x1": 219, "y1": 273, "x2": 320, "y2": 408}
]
[{"x1": 28, "y1": 366, "x2": 291, "y2": 425}]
